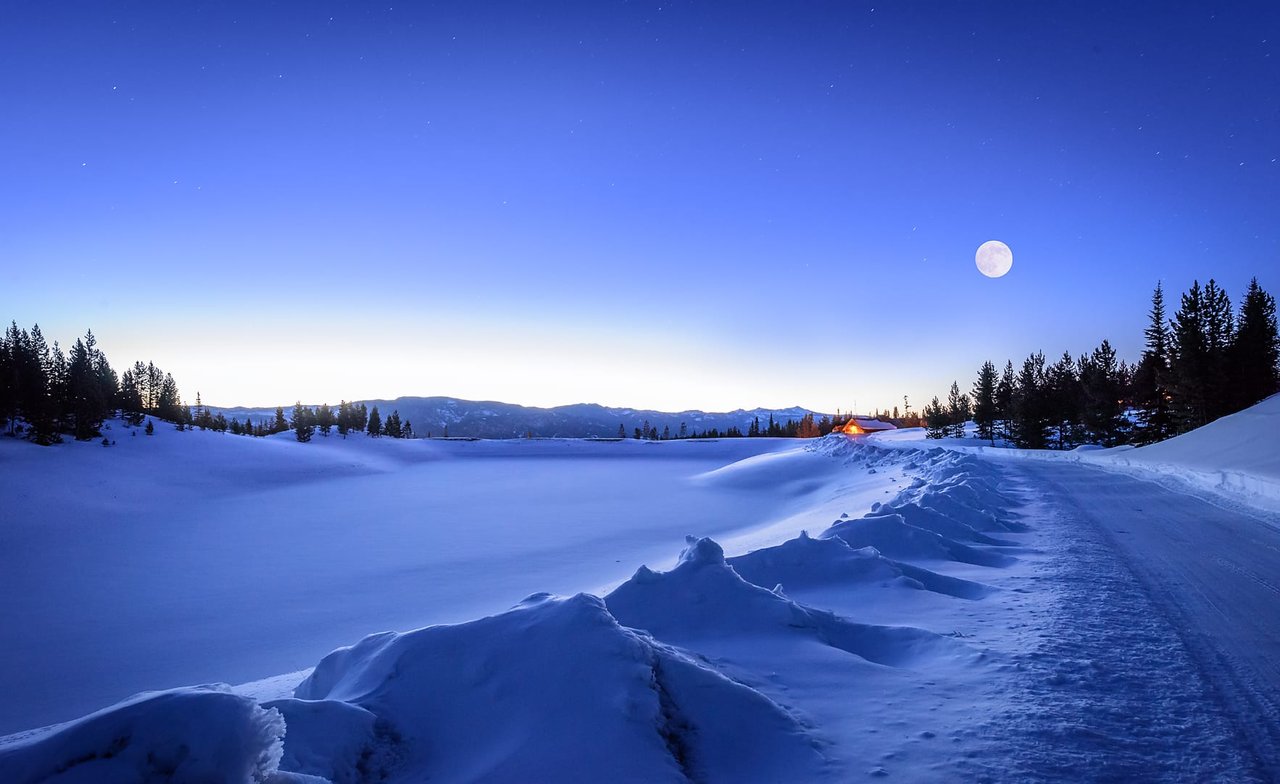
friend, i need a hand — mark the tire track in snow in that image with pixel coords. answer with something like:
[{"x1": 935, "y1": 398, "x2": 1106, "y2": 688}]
[
  {"x1": 998, "y1": 461, "x2": 1280, "y2": 778},
  {"x1": 983, "y1": 462, "x2": 1262, "y2": 783}
]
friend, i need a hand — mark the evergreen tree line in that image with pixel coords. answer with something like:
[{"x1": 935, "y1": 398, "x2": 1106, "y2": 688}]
[
  {"x1": 924, "y1": 277, "x2": 1279, "y2": 448},
  {"x1": 1, "y1": 322, "x2": 190, "y2": 445},
  {"x1": 616, "y1": 411, "x2": 848, "y2": 441},
  {"x1": 288, "y1": 401, "x2": 414, "y2": 442}
]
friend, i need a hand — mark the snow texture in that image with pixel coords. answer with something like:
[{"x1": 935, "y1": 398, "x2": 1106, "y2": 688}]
[
  {"x1": 4, "y1": 393, "x2": 1280, "y2": 780},
  {"x1": 0, "y1": 685, "x2": 284, "y2": 784}
]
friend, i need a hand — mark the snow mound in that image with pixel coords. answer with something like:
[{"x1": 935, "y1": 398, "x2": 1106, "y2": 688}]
[
  {"x1": 0, "y1": 685, "x2": 284, "y2": 784},
  {"x1": 869, "y1": 502, "x2": 1016, "y2": 546},
  {"x1": 807, "y1": 435, "x2": 906, "y2": 469},
  {"x1": 726, "y1": 530, "x2": 992, "y2": 600},
  {"x1": 292, "y1": 592, "x2": 827, "y2": 783},
  {"x1": 918, "y1": 489, "x2": 1028, "y2": 533},
  {"x1": 607, "y1": 537, "x2": 960, "y2": 667},
  {"x1": 726, "y1": 531, "x2": 909, "y2": 588},
  {"x1": 822, "y1": 514, "x2": 1014, "y2": 568},
  {"x1": 691, "y1": 446, "x2": 833, "y2": 497},
  {"x1": 261, "y1": 697, "x2": 393, "y2": 783}
]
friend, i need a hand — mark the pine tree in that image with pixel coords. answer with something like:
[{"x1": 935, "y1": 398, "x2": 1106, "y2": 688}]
[
  {"x1": 316, "y1": 403, "x2": 334, "y2": 436},
  {"x1": 337, "y1": 401, "x2": 351, "y2": 436},
  {"x1": 617, "y1": 423, "x2": 626, "y2": 439},
  {"x1": 1132, "y1": 282, "x2": 1175, "y2": 444},
  {"x1": 972, "y1": 361, "x2": 998, "y2": 444},
  {"x1": 1228, "y1": 277, "x2": 1279, "y2": 410},
  {"x1": 383, "y1": 410, "x2": 403, "y2": 438},
  {"x1": 1012, "y1": 352, "x2": 1049, "y2": 449},
  {"x1": 1202, "y1": 279, "x2": 1235, "y2": 421},
  {"x1": 944, "y1": 381, "x2": 970, "y2": 438},
  {"x1": 1170, "y1": 280, "x2": 1212, "y2": 431},
  {"x1": 1081, "y1": 339, "x2": 1124, "y2": 446},
  {"x1": 367, "y1": 406, "x2": 382, "y2": 437},
  {"x1": 273, "y1": 406, "x2": 288, "y2": 434},
  {"x1": 24, "y1": 325, "x2": 59, "y2": 444},
  {"x1": 1045, "y1": 351, "x2": 1080, "y2": 449},
  {"x1": 291, "y1": 401, "x2": 313, "y2": 442},
  {"x1": 995, "y1": 360, "x2": 1015, "y2": 444},
  {"x1": 145, "y1": 362, "x2": 162, "y2": 413},
  {"x1": 155, "y1": 373, "x2": 182, "y2": 422},
  {"x1": 0, "y1": 324, "x2": 13, "y2": 433},
  {"x1": 66, "y1": 332, "x2": 110, "y2": 440},
  {"x1": 924, "y1": 396, "x2": 948, "y2": 439}
]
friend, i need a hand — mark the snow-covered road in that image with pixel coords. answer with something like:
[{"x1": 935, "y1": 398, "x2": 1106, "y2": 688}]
[{"x1": 1012, "y1": 460, "x2": 1280, "y2": 781}]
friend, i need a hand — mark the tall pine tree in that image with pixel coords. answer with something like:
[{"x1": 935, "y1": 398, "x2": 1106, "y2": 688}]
[
  {"x1": 1132, "y1": 282, "x2": 1175, "y2": 443},
  {"x1": 972, "y1": 361, "x2": 999, "y2": 445},
  {"x1": 1228, "y1": 278, "x2": 1279, "y2": 410}
]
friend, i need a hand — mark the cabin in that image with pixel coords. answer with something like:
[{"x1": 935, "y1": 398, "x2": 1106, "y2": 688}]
[{"x1": 838, "y1": 417, "x2": 898, "y2": 436}]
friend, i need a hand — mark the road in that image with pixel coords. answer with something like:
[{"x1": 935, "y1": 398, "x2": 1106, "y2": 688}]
[{"x1": 1018, "y1": 459, "x2": 1280, "y2": 781}]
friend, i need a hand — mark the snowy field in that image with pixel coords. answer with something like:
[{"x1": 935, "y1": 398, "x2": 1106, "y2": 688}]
[
  {"x1": 2, "y1": 396, "x2": 1279, "y2": 781},
  {"x1": 0, "y1": 428, "x2": 891, "y2": 736}
]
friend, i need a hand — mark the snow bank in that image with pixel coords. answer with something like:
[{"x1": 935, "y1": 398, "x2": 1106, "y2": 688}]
[
  {"x1": 867, "y1": 395, "x2": 1280, "y2": 511},
  {"x1": 726, "y1": 530, "x2": 992, "y2": 599},
  {"x1": 822, "y1": 514, "x2": 1014, "y2": 567},
  {"x1": 1087, "y1": 393, "x2": 1280, "y2": 508},
  {"x1": 811, "y1": 436, "x2": 1023, "y2": 568},
  {"x1": 606, "y1": 537, "x2": 959, "y2": 667},
  {"x1": 289, "y1": 591, "x2": 827, "y2": 783},
  {"x1": 0, "y1": 685, "x2": 284, "y2": 784},
  {"x1": 868, "y1": 502, "x2": 1015, "y2": 545}
]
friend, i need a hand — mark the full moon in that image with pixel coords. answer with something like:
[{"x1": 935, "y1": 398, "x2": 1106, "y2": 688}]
[{"x1": 975, "y1": 240, "x2": 1013, "y2": 278}]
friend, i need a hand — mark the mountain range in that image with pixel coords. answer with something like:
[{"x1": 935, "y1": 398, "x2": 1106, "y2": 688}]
[{"x1": 209, "y1": 396, "x2": 831, "y2": 439}]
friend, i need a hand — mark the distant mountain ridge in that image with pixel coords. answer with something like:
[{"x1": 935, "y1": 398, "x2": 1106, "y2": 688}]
[{"x1": 209, "y1": 396, "x2": 832, "y2": 439}]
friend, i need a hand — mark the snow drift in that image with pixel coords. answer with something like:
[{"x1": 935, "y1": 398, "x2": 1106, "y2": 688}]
[
  {"x1": 725, "y1": 530, "x2": 992, "y2": 600},
  {"x1": 0, "y1": 685, "x2": 284, "y2": 784},
  {"x1": 1089, "y1": 392, "x2": 1280, "y2": 507},
  {"x1": 288, "y1": 591, "x2": 828, "y2": 783},
  {"x1": 606, "y1": 537, "x2": 961, "y2": 668}
]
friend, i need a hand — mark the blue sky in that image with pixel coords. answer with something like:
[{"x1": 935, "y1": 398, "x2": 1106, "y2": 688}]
[{"x1": 2, "y1": 1, "x2": 1277, "y2": 412}]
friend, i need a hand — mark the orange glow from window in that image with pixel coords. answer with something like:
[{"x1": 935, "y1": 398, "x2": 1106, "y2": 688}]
[{"x1": 840, "y1": 421, "x2": 865, "y2": 435}]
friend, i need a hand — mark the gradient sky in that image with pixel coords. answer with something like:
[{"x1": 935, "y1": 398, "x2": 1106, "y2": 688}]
[{"x1": 2, "y1": 1, "x2": 1277, "y2": 412}]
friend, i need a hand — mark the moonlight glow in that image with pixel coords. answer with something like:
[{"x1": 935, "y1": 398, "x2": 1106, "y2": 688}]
[{"x1": 976, "y1": 240, "x2": 1014, "y2": 278}]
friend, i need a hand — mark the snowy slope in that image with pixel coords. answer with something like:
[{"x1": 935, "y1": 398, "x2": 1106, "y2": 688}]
[{"x1": 1093, "y1": 393, "x2": 1280, "y2": 505}]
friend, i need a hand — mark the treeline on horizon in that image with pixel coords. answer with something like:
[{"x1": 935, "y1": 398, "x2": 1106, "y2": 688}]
[
  {"x1": 922, "y1": 277, "x2": 1280, "y2": 448},
  {"x1": 0, "y1": 322, "x2": 409, "y2": 444},
  {"x1": 615, "y1": 411, "x2": 847, "y2": 441},
  {"x1": 0, "y1": 323, "x2": 185, "y2": 444},
  {"x1": 0, "y1": 324, "x2": 854, "y2": 444}
]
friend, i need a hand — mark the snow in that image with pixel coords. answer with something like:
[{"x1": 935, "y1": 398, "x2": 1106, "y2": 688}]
[
  {"x1": 868, "y1": 393, "x2": 1280, "y2": 512},
  {"x1": 1088, "y1": 393, "x2": 1280, "y2": 507},
  {"x1": 3, "y1": 394, "x2": 1280, "y2": 780},
  {"x1": 0, "y1": 685, "x2": 284, "y2": 784},
  {"x1": 0, "y1": 424, "x2": 884, "y2": 735}
]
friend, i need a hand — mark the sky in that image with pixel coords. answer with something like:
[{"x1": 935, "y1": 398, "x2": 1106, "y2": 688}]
[{"x1": 2, "y1": 1, "x2": 1278, "y2": 413}]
